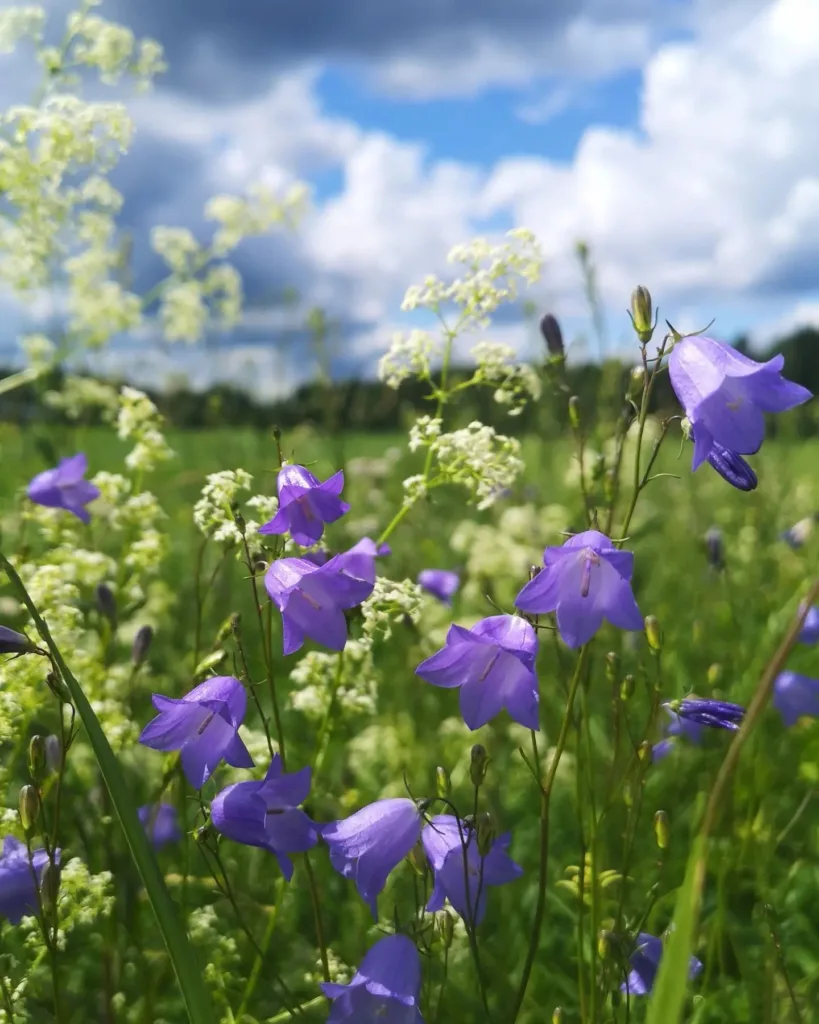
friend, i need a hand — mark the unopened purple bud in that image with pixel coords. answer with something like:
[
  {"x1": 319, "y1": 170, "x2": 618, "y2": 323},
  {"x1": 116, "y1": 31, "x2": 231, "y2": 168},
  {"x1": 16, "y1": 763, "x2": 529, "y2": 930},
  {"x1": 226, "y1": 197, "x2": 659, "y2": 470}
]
[
  {"x1": 0, "y1": 625, "x2": 36, "y2": 656},
  {"x1": 705, "y1": 527, "x2": 724, "y2": 570},
  {"x1": 539, "y1": 313, "x2": 565, "y2": 357},
  {"x1": 131, "y1": 625, "x2": 154, "y2": 666},
  {"x1": 95, "y1": 583, "x2": 116, "y2": 624},
  {"x1": 44, "y1": 735, "x2": 61, "y2": 774}
]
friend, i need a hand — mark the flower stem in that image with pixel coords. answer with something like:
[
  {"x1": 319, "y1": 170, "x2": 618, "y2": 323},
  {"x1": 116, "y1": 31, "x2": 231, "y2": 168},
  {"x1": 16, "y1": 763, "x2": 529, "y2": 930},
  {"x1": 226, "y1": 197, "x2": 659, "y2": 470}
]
[{"x1": 510, "y1": 644, "x2": 591, "y2": 1022}]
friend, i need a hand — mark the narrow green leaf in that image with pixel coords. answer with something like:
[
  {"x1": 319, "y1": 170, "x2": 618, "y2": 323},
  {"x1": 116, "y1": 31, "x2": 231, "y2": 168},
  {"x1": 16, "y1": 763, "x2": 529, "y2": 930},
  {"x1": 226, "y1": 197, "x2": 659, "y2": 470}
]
[
  {"x1": 1, "y1": 554, "x2": 218, "y2": 1024},
  {"x1": 0, "y1": 366, "x2": 42, "y2": 397},
  {"x1": 646, "y1": 833, "x2": 706, "y2": 1024}
]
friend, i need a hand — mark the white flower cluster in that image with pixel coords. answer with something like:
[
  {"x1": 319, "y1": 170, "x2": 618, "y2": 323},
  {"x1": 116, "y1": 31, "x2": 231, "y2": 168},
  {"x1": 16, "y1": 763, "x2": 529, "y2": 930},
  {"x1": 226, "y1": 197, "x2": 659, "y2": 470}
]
[
  {"x1": 116, "y1": 386, "x2": 174, "y2": 473},
  {"x1": 470, "y1": 340, "x2": 542, "y2": 415},
  {"x1": 289, "y1": 640, "x2": 379, "y2": 719},
  {"x1": 188, "y1": 904, "x2": 241, "y2": 1008},
  {"x1": 205, "y1": 181, "x2": 309, "y2": 255},
  {"x1": 150, "y1": 226, "x2": 200, "y2": 274},
  {"x1": 378, "y1": 329, "x2": 438, "y2": 389},
  {"x1": 43, "y1": 375, "x2": 120, "y2": 421},
  {"x1": 304, "y1": 948, "x2": 353, "y2": 986},
  {"x1": 401, "y1": 229, "x2": 542, "y2": 328},
  {"x1": 193, "y1": 469, "x2": 254, "y2": 543},
  {"x1": 360, "y1": 578, "x2": 425, "y2": 649},
  {"x1": 0, "y1": 5, "x2": 44, "y2": 54},
  {"x1": 408, "y1": 415, "x2": 442, "y2": 453},
  {"x1": 67, "y1": 8, "x2": 165, "y2": 87}
]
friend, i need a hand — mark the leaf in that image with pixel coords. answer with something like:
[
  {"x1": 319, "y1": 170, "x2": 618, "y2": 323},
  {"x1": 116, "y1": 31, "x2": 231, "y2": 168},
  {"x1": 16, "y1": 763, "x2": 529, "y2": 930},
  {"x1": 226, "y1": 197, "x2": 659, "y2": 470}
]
[
  {"x1": 646, "y1": 833, "x2": 706, "y2": 1024},
  {"x1": 1, "y1": 554, "x2": 217, "y2": 1024}
]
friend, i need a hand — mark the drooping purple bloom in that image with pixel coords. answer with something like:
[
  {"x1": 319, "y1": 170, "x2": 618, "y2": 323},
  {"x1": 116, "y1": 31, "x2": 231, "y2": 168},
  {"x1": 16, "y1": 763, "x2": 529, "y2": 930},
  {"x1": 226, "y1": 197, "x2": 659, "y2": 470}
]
[
  {"x1": 416, "y1": 615, "x2": 539, "y2": 731},
  {"x1": 421, "y1": 815, "x2": 522, "y2": 925},
  {"x1": 799, "y1": 605, "x2": 819, "y2": 645},
  {"x1": 666, "y1": 698, "x2": 745, "y2": 731},
  {"x1": 211, "y1": 755, "x2": 319, "y2": 880},
  {"x1": 704, "y1": 527, "x2": 725, "y2": 570},
  {"x1": 515, "y1": 530, "x2": 643, "y2": 648},
  {"x1": 321, "y1": 934, "x2": 424, "y2": 1023},
  {"x1": 264, "y1": 540, "x2": 380, "y2": 655},
  {"x1": 702, "y1": 436, "x2": 757, "y2": 491},
  {"x1": 138, "y1": 676, "x2": 253, "y2": 789},
  {"x1": 0, "y1": 837, "x2": 60, "y2": 924},
  {"x1": 651, "y1": 708, "x2": 706, "y2": 761},
  {"x1": 621, "y1": 931, "x2": 702, "y2": 996},
  {"x1": 0, "y1": 626, "x2": 36, "y2": 657},
  {"x1": 669, "y1": 335, "x2": 811, "y2": 469},
  {"x1": 773, "y1": 671, "x2": 819, "y2": 727},
  {"x1": 781, "y1": 517, "x2": 815, "y2": 549},
  {"x1": 417, "y1": 569, "x2": 460, "y2": 605},
  {"x1": 258, "y1": 464, "x2": 350, "y2": 547},
  {"x1": 138, "y1": 803, "x2": 182, "y2": 851},
  {"x1": 27, "y1": 453, "x2": 100, "y2": 523},
  {"x1": 322, "y1": 798, "x2": 423, "y2": 916}
]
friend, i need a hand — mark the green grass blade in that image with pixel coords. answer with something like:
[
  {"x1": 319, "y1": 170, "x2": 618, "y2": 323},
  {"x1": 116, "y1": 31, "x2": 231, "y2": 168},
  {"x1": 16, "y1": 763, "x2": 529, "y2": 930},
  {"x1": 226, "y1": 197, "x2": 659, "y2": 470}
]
[
  {"x1": 645, "y1": 833, "x2": 706, "y2": 1024},
  {"x1": 0, "y1": 366, "x2": 42, "y2": 396},
  {"x1": 1, "y1": 554, "x2": 218, "y2": 1024}
]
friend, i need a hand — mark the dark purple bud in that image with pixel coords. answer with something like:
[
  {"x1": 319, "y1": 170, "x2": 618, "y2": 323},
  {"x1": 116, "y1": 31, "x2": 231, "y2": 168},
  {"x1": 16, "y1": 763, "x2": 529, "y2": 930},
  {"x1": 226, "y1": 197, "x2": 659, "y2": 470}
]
[
  {"x1": 131, "y1": 625, "x2": 154, "y2": 666},
  {"x1": 95, "y1": 583, "x2": 117, "y2": 624},
  {"x1": 539, "y1": 313, "x2": 565, "y2": 357},
  {"x1": 44, "y1": 735, "x2": 61, "y2": 774},
  {"x1": 0, "y1": 625, "x2": 36, "y2": 656},
  {"x1": 705, "y1": 527, "x2": 724, "y2": 570}
]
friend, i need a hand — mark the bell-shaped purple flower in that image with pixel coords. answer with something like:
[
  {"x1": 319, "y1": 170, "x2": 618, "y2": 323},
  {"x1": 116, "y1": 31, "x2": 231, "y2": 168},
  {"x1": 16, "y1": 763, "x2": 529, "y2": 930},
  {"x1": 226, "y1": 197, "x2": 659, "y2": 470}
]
[
  {"x1": 416, "y1": 615, "x2": 539, "y2": 730},
  {"x1": 0, "y1": 626, "x2": 36, "y2": 657},
  {"x1": 265, "y1": 540, "x2": 380, "y2": 655},
  {"x1": 651, "y1": 707, "x2": 706, "y2": 761},
  {"x1": 211, "y1": 755, "x2": 319, "y2": 880},
  {"x1": 773, "y1": 671, "x2": 819, "y2": 727},
  {"x1": 781, "y1": 517, "x2": 815, "y2": 549},
  {"x1": 138, "y1": 676, "x2": 254, "y2": 789},
  {"x1": 138, "y1": 803, "x2": 183, "y2": 851},
  {"x1": 667, "y1": 698, "x2": 745, "y2": 731},
  {"x1": 669, "y1": 335, "x2": 811, "y2": 469},
  {"x1": 27, "y1": 453, "x2": 100, "y2": 523},
  {"x1": 515, "y1": 530, "x2": 643, "y2": 648},
  {"x1": 258, "y1": 464, "x2": 350, "y2": 547},
  {"x1": 702, "y1": 436, "x2": 757, "y2": 491},
  {"x1": 0, "y1": 837, "x2": 60, "y2": 924},
  {"x1": 421, "y1": 815, "x2": 522, "y2": 925},
  {"x1": 417, "y1": 569, "x2": 460, "y2": 605},
  {"x1": 322, "y1": 798, "x2": 423, "y2": 916},
  {"x1": 321, "y1": 933, "x2": 424, "y2": 1023},
  {"x1": 799, "y1": 605, "x2": 819, "y2": 645},
  {"x1": 621, "y1": 931, "x2": 702, "y2": 996}
]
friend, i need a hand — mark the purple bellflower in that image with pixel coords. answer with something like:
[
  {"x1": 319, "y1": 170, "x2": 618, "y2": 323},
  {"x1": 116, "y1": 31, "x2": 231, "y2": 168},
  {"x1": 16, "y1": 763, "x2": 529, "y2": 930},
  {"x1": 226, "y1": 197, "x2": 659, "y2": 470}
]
[
  {"x1": 211, "y1": 755, "x2": 319, "y2": 880},
  {"x1": 666, "y1": 698, "x2": 745, "y2": 731},
  {"x1": 669, "y1": 335, "x2": 811, "y2": 470},
  {"x1": 27, "y1": 453, "x2": 100, "y2": 523},
  {"x1": 0, "y1": 837, "x2": 59, "y2": 924},
  {"x1": 138, "y1": 676, "x2": 253, "y2": 789},
  {"x1": 773, "y1": 671, "x2": 819, "y2": 727},
  {"x1": 781, "y1": 517, "x2": 815, "y2": 549},
  {"x1": 652, "y1": 708, "x2": 706, "y2": 761},
  {"x1": 799, "y1": 605, "x2": 819, "y2": 645},
  {"x1": 138, "y1": 803, "x2": 182, "y2": 850},
  {"x1": 322, "y1": 798, "x2": 423, "y2": 916},
  {"x1": 321, "y1": 933, "x2": 424, "y2": 1023},
  {"x1": 701, "y1": 436, "x2": 758, "y2": 491},
  {"x1": 421, "y1": 815, "x2": 522, "y2": 925},
  {"x1": 515, "y1": 530, "x2": 643, "y2": 648},
  {"x1": 621, "y1": 931, "x2": 702, "y2": 996},
  {"x1": 416, "y1": 615, "x2": 539, "y2": 731},
  {"x1": 258, "y1": 464, "x2": 350, "y2": 547},
  {"x1": 417, "y1": 569, "x2": 460, "y2": 605},
  {"x1": 265, "y1": 540, "x2": 381, "y2": 655}
]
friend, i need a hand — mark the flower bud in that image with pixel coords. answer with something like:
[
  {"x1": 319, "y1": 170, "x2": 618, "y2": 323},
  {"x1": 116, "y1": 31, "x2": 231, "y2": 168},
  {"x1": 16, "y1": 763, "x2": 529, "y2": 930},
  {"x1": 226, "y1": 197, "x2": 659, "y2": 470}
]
[
  {"x1": 436, "y1": 766, "x2": 451, "y2": 799},
  {"x1": 95, "y1": 583, "x2": 117, "y2": 625},
  {"x1": 605, "y1": 652, "x2": 620, "y2": 684},
  {"x1": 0, "y1": 625, "x2": 36, "y2": 656},
  {"x1": 194, "y1": 650, "x2": 227, "y2": 678},
  {"x1": 623, "y1": 781, "x2": 634, "y2": 808},
  {"x1": 28, "y1": 735, "x2": 46, "y2": 779},
  {"x1": 44, "y1": 735, "x2": 61, "y2": 774},
  {"x1": 131, "y1": 625, "x2": 154, "y2": 667},
  {"x1": 469, "y1": 744, "x2": 489, "y2": 788},
  {"x1": 644, "y1": 616, "x2": 662, "y2": 652},
  {"x1": 620, "y1": 674, "x2": 635, "y2": 701},
  {"x1": 476, "y1": 811, "x2": 496, "y2": 857},
  {"x1": 230, "y1": 501, "x2": 246, "y2": 534},
  {"x1": 603, "y1": 469, "x2": 616, "y2": 504},
  {"x1": 630, "y1": 286, "x2": 654, "y2": 344},
  {"x1": 552, "y1": 1009, "x2": 564, "y2": 1024},
  {"x1": 439, "y1": 910, "x2": 455, "y2": 948},
  {"x1": 40, "y1": 861, "x2": 60, "y2": 915},
  {"x1": 598, "y1": 929, "x2": 613, "y2": 959},
  {"x1": 539, "y1": 313, "x2": 565, "y2": 358},
  {"x1": 707, "y1": 663, "x2": 723, "y2": 687},
  {"x1": 628, "y1": 365, "x2": 646, "y2": 399},
  {"x1": 705, "y1": 527, "x2": 724, "y2": 571},
  {"x1": 45, "y1": 670, "x2": 69, "y2": 701},
  {"x1": 18, "y1": 785, "x2": 40, "y2": 834},
  {"x1": 568, "y1": 396, "x2": 581, "y2": 430},
  {"x1": 638, "y1": 740, "x2": 652, "y2": 763},
  {"x1": 654, "y1": 809, "x2": 670, "y2": 850},
  {"x1": 194, "y1": 826, "x2": 211, "y2": 844}
]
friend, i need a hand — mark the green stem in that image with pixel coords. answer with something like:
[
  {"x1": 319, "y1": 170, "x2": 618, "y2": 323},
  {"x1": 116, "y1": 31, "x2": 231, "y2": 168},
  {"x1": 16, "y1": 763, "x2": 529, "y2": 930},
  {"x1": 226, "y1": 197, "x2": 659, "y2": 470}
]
[{"x1": 510, "y1": 645, "x2": 591, "y2": 1022}]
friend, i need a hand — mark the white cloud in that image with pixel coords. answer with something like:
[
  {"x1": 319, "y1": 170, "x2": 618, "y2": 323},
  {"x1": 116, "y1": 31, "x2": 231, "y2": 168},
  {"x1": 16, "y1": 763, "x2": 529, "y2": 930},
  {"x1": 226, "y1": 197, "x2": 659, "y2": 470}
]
[
  {"x1": 515, "y1": 86, "x2": 576, "y2": 126},
  {"x1": 750, "y1": 300, "x2": 819, "y2": 346}
]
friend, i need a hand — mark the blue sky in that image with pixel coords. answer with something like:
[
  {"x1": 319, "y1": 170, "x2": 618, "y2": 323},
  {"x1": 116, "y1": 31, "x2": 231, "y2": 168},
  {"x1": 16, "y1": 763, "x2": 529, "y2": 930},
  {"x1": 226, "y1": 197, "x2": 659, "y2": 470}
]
[{"x1": 2, "y1": 0, "x2": 818, "y2": 398}]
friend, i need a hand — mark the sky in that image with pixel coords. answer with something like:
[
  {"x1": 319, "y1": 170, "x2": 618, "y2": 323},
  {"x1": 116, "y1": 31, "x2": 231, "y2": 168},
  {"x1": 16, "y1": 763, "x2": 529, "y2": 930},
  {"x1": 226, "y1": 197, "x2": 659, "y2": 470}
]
[{"x1": 2, "y1": 0, "x2": 819, "y2": 399}]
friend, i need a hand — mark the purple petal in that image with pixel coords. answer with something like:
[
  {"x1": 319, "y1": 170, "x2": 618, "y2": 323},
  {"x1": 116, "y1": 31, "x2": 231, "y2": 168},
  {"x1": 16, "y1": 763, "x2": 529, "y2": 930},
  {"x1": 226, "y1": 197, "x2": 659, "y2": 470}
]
[
  {"x1": 773, "y1": 671, "x2": 819, "y2": 727},
  {"x1": 416, "y1": 640, "x2": 492, "y2": 689},
  {"x1": 470, "y1": 615, "x2": 537, "y2": 659}
]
